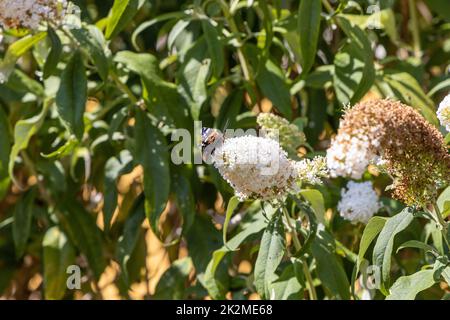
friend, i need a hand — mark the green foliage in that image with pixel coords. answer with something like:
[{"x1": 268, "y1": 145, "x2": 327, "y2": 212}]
[{"x1": 0, "y1": 0, "x2": 448, "y2": 300}]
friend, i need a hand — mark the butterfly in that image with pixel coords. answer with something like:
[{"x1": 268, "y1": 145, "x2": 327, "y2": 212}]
[{"x1": 201, "y1": 120, "x2": 229, "y2": 161}]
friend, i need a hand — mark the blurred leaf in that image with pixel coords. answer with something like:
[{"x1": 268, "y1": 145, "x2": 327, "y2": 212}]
[
  {"x1": 397, "y1": 240, "x2": 438, "y2": 254},
  {"x1": 104, "y1": 150, "x2": 133, "y2": 232},
  {"x1": 269, "y1": 264, "x2": 304, "y2": 300},
  {"x1": 386, "y1": 270, "x2": 435, "y2": 300},
  {"x1": 373, "y1": 208, "x2": 415, "y2": 291},
  {"x1": 71, "y1": 26, "x2": 109, "y2": 80},
  {"x1": 56, "y1": 50, "x2": 87, "y2": 140},
  {"x1": 334, "y1": 17, "x2": 375, "y2": 105},
  {"x1": 105, "y1": 0, "x2": 145, "y2": 39},
  {"x1": 0, "y1": 32, "x2": 47, "y2": 82},
  {"x1": 299, "y1": 189, "x2": 325, "y2": 225},
  {"x1": 134, "y1": 108, "x2": 170, "y2": 236},
  {"x1": 298, "y1": 0, "x2": 321, "y2": 73},
  {"x1": 171, "y1": 170, "x2": 196, "y2": 233},
  {"x1": 43, "y1": 27, "x2": 62, "y2": 79},
  {"x1": 12, "y1": 188, "x2": 35, "y2": 258},
  {"x1": 378, "y1": 70, "x2": 439, "y2": 126},
  {"x1": 254, "y1": 212, "x2": 285, "y2": 299},
  {"x1": 43, "y1": 226, "x2": 76, "y2": 300},
  {"x1": 201, "y1": 19, "x2": 224, "y2": 79},
  {"x1": 116, "y1": 194, "x2": 145, "y2": 286},
  {"x1": 256, "y1": 59, "x2": 292, "y2": 118},
  {"x1": 223, "y1": 196, "x2": 240, "y2": 246},
  {"x1": 58, "y1": 200, "x2": 107, "y2": 281},
  {"x1": 154, "y1": 258, "x2": 193, "y2": 300},
  {"x1": 437, "y1": 186, "x2": 450, "y2": 218},
  {"x1": 357, "y1": 216, "x2": 387, "y2": 274},
  {"x1": 311, "y1": 228, "x2": 351, "y2": 299},
  {"x1": 9, "y1": 103, "x2": 50, "y2": 187},
  {"x1": 0, "y1": 107, "x2": 11, "y2": 201},
  {"x1": 425, "y1": 0, "x2": 450, "y2": 22}
]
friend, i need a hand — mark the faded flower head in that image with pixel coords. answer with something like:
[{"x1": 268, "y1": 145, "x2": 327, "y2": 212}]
[
  {"x1": 0, "y1": 0, "x2": 68, "y2": 30},
  {"x1": 295, "y1": 156, "x2": 328, "y2": 185},
  {"x1": 437, "y1": 93, "x2": 450, "y2": 132},
  {"x1": 257, "y1": 113, "x2": 306, "y2": 157},
  {"x1": 327, "y1": 99, "x2": 450, "y2": 206},
  {"x1": 338, "y1": 181, "x2": 382, "y2": 224},
  {"x1": 212, "y1": 135, "x2": 298, "y2": 201}
]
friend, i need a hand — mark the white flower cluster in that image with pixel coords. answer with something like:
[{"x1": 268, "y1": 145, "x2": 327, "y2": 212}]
[
  {"x1": 0, "y1": 0, "x2": 67, "y2": 30},
  {"x1": 337, "y1": 181, "x2": 382, "y2": 224},
  {"x1": 212, "y1": 136, "x2": 298, "y2": 201},
  {"x1": 326, "y1": 132, "x2": 377, "y2": 179},
  {"x1": 437, "y1": 93, "x2": 450, "y2": 132},
  {"x1": 295, "y1": 156, "x2": 328, "y2": 185}
]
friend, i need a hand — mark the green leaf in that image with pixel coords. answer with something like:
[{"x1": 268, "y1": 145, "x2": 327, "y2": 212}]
[
  {"x1": 0, "y1": 107, "x2": 11, "y2": 201},
  {"x1": 171, "y1": 170, "x2": 196, "y2": 233},
  {"x1": 43, "y1": 226, "x2": 76, "y2": 300},
  {"x1": 425, "y1": 0, "x2": 450, "y2": 22},
  {"x1": 134, "y1": 108, "x2": 170, "y2": 235},
  {"x1": 105, "y1": 0, "x2": 145, "y2": 39},
  {"x1": 201, "y1": 19, "x2": 224, "y2": 79},
  {"x1": 396, "y1": 240, "x2": 438, "y2": 254},
  {"x1": 256, "y1": 59, "x2": 292, "y2": 118},
  {"x1": 437, "y1": 186, "x2": 450, "y2": 218},
  {"x1": 357, "y1": 216, "x2": 387, "y2": 274},
  {"x1": 254, "y1": 213, "x2": 286, "y2": 299},
  {"x1": 386, "y1": 270, "x2": 435, "y2": 300},
  {"x1": 269, "y1": 264, "x2": 304, "y2": 300},
  {"x1": 116, "y1": 194, "x2": 145, "y2": 285},
  {"x1": 334, "y1": 17, "x2": 375, "y2": 105},
  {"x1": 373, "y1": 208, "x2": 415, "y2": 290},
  {"x1": 43, "y1": 27, "x2": 62, "y2": 79},
  {"x1": 378, "y1": 70, "x2": 438, "y2": 126},
  {"x1": 58, "y1": 200, "x2": 107, "y2": 281},
  {"x1": 103, "y1": 150, "x2": 133, "y2": 232},
  {"x1": 9, "y1": 103, "x2": 50, "y2": 187},
  {"x1": 114, "y1": 51, "x2": 192, "y2": 130},
  {"x1": 12, "y1": 188, "x2": 35, "y2": 258},
  {"x1": 178, "y1": 38, "x2": 211, "y2": 120},
  {"x1": 0, "y1": 32, "x2": 47, "y2": 82},
  {"x1": 153, "y1": 258, "x2": 193, "y2": 300},
  {"x1": 223, "y1": 196, "x2": 240, "y2": 247},
  {"x1": 311, "y1": 228, "x2": 351, "y2": 299},
  {"x1": 56, "y1": 50, "x2": 87, "y2": 140},
  {"x1": 71, "y1": 26, "x2": 109, "y2": 81},
  {"x1": 298, "y1": 0, "x2": 322, "y2": 73},
  {"x1": 299, "y1": 189, "x2": 325, "y2": 225}
]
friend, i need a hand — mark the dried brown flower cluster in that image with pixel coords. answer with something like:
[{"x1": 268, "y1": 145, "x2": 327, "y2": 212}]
[{"x1": 328, "y1": 99, "x2": 450, "y2": 206}]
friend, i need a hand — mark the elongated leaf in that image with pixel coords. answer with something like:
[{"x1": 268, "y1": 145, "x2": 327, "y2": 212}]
[
  {"x1": 105, "y1": 0, "x2": 145, "y2": 39},
  {"x1": 254, "y1": 213, "x2": 286, "y2": 299},
  {"x1": 437, "y1": 186, "x2": 450, "y2": 218},
  {"x1": 171, "y1": 170, "x2": 195, "y2": 233},
  {"x1": 116, "y1": 195, "x2": 145, "y2": 285},
  {"x1": 0, "y1": 32, "x2": 47, "y2": 82},
  {"x1": 71, "y1": 26, "x2": 109, "y2": 80},
  {"x1": 223, "y1": 196, "x2": 240, "y2": 246},
  {"x1": 104, "y1": 150, "x2": 133, "y2": 232},
  {"x1": 134, "y1": 108, "x2": 170, "y2": 235},
  {"x1": 154, "y1": 258, "x2": 193, "y2": 300},
  {"x1": 58, "y1": 200, "x2": 106, "y2": 281},
  {"x1": 357, "y1": 216, "x2": 387, "y2": 274},
  {"x1": 256, "y1": 59, "x2": 292, "y2": 118},
  {"x1": 43, "y1": 27, "x2": 62, "y2": 79},
  {"x1": 201, "y1": 19, "x2": 224, "y2": 79},
  {"x1": 298, "y1": 0, "x2": 321, "y2": 73},
  {"x1": 299, "y1": 189, "x2": 325, "y2": 224},
  {"x1": 56, "y1": 51, "x2": 87, "y2": 140},
  {"x1": 12, "y1": 188, "x2": 35, "y2": 258},
  {"x1": 0, "y1": 107, "x2": 11, "y2": 200},
  {"x1": 43, "y1": 226, "x2": 76, "y2": 300},
  {"x1": 9, "y1": 103, "x2": 50, "y2": 186},
  {"x1": 386, "y1": 270, "x2": 435, "y2": 300},
  {"x1": 334, "y1": 17, "x2": 375, "y2": 105},
  {"x1": 311, "y1": 228, "x2": 351, "y2": 299},
  {"x1": 373, "y1": 208, "x2": 415, "y2": 290},
  {"x1": 396, "y1": 240, "x2": 438, "y2": 254},
  {"x1": 269, "y1": 264, "x2": 304, "y2": 300}
]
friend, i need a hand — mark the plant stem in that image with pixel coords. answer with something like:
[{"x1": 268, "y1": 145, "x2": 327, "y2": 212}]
[
  {"x1": 282, "y1": 206, "x2": 318, "y2": 300},
  {"x1": 321, "y1": 0, "x2": 334, "y2": 14},
  {"x1": 408, "y1": 0, "x2": 422, "y2": 58},
  {"x1": 110, "y1": 70, "x2": 139, "y2": 105}
]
